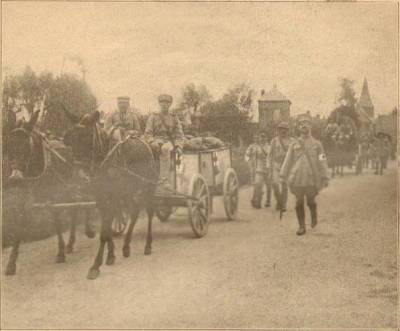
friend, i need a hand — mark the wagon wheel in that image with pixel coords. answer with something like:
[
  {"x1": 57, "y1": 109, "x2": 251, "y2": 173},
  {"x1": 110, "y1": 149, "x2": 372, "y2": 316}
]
[
  {"x1": 223, "y1": 168, "x2": 239, "y2": 220},
  {"x1": 156, "y1": 207, "x2": 176, "y2": 223},
  {"x1": 112, "y1": 211, "x2": 129, "y2": 236},
  {"x1": 188, "y1": 174, "x2": 211, "y2": 238}
]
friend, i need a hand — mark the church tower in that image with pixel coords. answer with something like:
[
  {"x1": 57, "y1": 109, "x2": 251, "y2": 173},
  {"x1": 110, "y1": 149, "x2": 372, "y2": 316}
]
[{"x1": 357, "y1": 78, "x2": 374, "y2": 118}]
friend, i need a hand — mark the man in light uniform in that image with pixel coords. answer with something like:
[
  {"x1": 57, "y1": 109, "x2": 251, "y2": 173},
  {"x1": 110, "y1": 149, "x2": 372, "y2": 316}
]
[
  {"x1": 245, "y1": 132, "x2": 271, "y2": 209},
  {"x1": 145, "y1": 94, "x2": 184, "y2": 184},
  {"x1": 105, "y1": 96, "x2": 142, "y2": 140},
  {"x1": 269, "y1": 121, "x2": 295, "y2": 212},
  {"x1": 280, "y1": 113, "x2": 329, "y2": 236}
]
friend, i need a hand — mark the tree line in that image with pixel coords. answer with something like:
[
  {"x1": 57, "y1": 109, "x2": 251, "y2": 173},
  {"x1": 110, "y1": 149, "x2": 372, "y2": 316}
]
[
  {"x1": 2, "y1": 66, "x2": 256, "y2": 140},
  {"x1": 2, "y1": 66, "x2": 97, "y2": 136}
]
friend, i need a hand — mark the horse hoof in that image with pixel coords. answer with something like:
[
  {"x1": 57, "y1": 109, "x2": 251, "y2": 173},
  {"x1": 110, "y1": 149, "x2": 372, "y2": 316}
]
[
  {"x1": 87, "y1": 268, "x2": 100, "y2": 280},
  {"x1": 65, "y1": 245, "x2": 73, "y2": 254},
  {"x1": 106, "y1": 255, "x2": 116, "y2": 266},
  {"x1": 122, "y1": 246, "x2": 130, "y2": 258},
  {"x1": 56, "y1": 255, "x2": 66, "y2": 263},
  {"x1": 85, "y1": 229, "x2": 96, "y2": 239},
  {"x1": 5, "y1": 264, "x2": 16, "y2": 276},
  {"x1": 144, "y1": 247, "x2": 152, "y2": 255}
]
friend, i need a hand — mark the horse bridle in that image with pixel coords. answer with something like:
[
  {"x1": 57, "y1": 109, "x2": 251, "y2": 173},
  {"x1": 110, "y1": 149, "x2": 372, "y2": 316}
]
[
  {"x1": 9, "y1": 127, "x2": 35, "y2": 173},
  {"x1": 70, "y1": 123, "x2": 104, "y2": 174}
]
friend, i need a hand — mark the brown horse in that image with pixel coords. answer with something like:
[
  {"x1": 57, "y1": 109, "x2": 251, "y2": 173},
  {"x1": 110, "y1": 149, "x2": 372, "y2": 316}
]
[
  {"x1": 4, "y1": 110, "x2": 95, "y2": 276},
  {"x1": 63, "y1": 108, "x2": 157, "y2": 280}
]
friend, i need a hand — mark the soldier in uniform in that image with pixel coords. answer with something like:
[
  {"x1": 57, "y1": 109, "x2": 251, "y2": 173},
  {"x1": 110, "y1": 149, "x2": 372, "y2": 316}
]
[
  {"x1": 280, "y1": 113, "x2": 329, "y2": 236},
  {"x1": 372, "y1": 132, "x2": 391, "y2": 175},
  {"x1": 245, "y1": 132, "x2": 271, "y2": 209},
  {"x1": 105, "y1": 96, "x2": 142, "y2": 141},
  {"x1": 144, "y1": 94, "x2": 184, "y2": 184},
  {"x1": 269, "y1": 121, "x2": 295, "y2": 212}
]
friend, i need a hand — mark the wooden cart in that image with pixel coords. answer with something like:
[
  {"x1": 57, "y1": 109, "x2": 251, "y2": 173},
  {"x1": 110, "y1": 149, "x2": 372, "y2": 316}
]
[{"x1": 111, "y1": 146, "x2": 239, "y2": 237}]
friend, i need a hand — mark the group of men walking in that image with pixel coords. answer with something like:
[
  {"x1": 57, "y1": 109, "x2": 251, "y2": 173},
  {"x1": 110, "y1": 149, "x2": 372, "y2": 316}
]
[
  {"x1": 358, "y1": 132, "x2": 392, "y2": 176},
  {"x1": 246, "y1": 113, "x2": 329, "y2": 236}
]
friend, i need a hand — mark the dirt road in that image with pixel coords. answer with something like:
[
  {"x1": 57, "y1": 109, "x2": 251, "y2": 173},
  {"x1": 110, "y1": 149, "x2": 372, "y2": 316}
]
[{"x1": 1, "y1": 163, "x2": 397, "y2": 329}]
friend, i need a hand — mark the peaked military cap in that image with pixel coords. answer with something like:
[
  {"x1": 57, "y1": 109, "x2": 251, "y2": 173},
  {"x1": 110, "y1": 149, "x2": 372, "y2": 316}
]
[
  {"x1": 297, "y1": 113, "x2": 312, "y2": 123},
  {"x1": 277, "y1": 121, "x2": 290, "y2": 129},
  {"x1": 117, "y1": 96, "x2": 130, "y2": 103},
  {"x1": 158, "y1": 94, "x2": 173, "y2": 103}
]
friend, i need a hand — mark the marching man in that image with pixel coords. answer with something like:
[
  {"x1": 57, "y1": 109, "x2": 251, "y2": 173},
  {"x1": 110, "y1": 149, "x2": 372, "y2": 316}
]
[
  {"x1": 245, "y1": 131, "x2": 272, "y2": 209},
  {"x1": 280, "y1": 113, "x2": 329, "y2": 236},
  {"x1": 372, "y1": 132, "x2": 391, "y2": 175},
  {"x1": 269, "y1": 121, "x2": 295, "y2": 212}
]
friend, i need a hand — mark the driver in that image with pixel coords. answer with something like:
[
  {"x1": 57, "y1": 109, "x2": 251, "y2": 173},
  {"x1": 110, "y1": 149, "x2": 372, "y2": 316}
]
[
  {"x1": 145, "y1": 94, "x2": 184, "y2": 185},
  {"x1": 105, "y1": 96, "x2": 142, "y2": 141}
]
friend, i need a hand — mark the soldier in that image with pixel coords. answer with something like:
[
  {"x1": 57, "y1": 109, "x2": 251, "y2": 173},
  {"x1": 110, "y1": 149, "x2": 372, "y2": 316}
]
[
  {"x1": 280, "y1": 113, "x2": 329, "y2": 236},
  {"x1": 144, "y1": 94, "x2": 184, "y2": 184},
  {"x1": 269, "y1": 121, "x2": 295, "y2": 212},
  {"x1": 105, "y1": 96, "x2": 142, "y2": 140},
  {"x1": 245, "y1": 131, "x2": 271, "y2": 209},
  {"x1": 372, "y1": 132, "x2": 391, "y2": 175}
]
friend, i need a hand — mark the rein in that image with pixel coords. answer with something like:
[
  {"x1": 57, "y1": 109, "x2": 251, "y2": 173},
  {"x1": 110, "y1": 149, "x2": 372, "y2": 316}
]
[{"x1": 99, "y1": 134, "x2": 158, "y2": 177}]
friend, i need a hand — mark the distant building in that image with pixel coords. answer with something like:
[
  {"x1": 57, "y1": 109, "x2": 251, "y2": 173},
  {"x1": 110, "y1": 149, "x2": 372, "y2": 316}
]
[
  {"x1": 258, "y1": 84, "x2": 291, "y2": 137},
  {"x1": 357, "y1": 78, "x2": 374, "y2": 118},
  {"x1": 356, "y1": 78, "x2": 375, "y2": 136}
]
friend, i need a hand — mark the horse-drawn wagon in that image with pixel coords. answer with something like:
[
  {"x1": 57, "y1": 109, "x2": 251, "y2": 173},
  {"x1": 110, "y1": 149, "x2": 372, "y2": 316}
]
[
  {"x1": 112, "y1": 145, "x2": 239, "y2": 238},
  {"x1": 322, "y1": 105, "x2": 364, "y2": 177},
  {"x1": 4, "y1": 108, "x2": 239, "y2": 278}
]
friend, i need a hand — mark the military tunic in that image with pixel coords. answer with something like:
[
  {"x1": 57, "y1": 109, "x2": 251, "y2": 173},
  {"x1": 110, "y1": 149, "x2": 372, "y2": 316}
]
[
  {"x1": 269, "y1": 136, "x2": 295, "y2": 185},
  {"x1": 245, "y1": 142, "x2": 272, "y2": 207},
  {"x1": 144, "y1": 111, "x2": 185, "y2": 185},
  {"x1": 144, "y1": 112, "x2": 184, "y2": 149},
  {"x1": 371, "y1": 136, "x2": 391, "y2": 174},
  {"x1": 245, "y1": 143, "x2": 270, "y2": 175},
  {"x1": 280, "y1": 136, "x2": 329, "y2": 190},
  {"x1": 104, "y1": 109, "x2": 142, "y2": 134}
]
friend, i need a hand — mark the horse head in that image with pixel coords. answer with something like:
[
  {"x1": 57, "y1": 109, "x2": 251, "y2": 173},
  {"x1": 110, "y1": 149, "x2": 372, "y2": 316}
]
[
  {"x1": 8, "y1": 110, "x2": 42, "y2": 180},
  {"x1": 63, "y1": 106, "x2": 106, "y2": 177}
]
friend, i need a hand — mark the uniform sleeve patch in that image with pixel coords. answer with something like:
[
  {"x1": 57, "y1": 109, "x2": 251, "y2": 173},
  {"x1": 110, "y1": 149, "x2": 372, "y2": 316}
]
[{"x1": 319, "y1": 153, "x2": 327, "y2": 161}]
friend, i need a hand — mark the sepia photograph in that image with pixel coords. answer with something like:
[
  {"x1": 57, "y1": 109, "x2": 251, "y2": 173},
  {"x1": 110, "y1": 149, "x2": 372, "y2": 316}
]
[{"x1": 1, "y1": 1, "x2": 398, "y2": 329}]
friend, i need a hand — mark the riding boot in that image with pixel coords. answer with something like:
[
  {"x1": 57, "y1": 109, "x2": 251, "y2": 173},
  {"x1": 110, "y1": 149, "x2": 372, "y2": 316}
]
[
  {"x1": 295, "y1": 204, "x2": 306, "y2": 236},
  {"x1": 251, "y1": 186, "x2": 262, "y2": 209},
  {"x1": 273, "y1": 184, "x2": 281, "y2": 210},
  {"x1": 281, "y1": 183, "x2": 288, "y2": 212},
  {"x1": 265, "y1": 183, "x2": 272, "y2": 208},
  {"x1": 309, "y1": 202, "x2": 318, "y2": 228},
  {"x1": 159, "y1": 156, "x2": 172, "y2": 188},
  {"x1": 374, "y1": 161, "x2": 379, "y2": 175}
]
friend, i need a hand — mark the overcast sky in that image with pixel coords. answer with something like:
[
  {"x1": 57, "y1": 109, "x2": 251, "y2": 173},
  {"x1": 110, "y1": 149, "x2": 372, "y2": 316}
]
[{"x1": 2, "y1": 2, "x2": 398, "y2": 115}]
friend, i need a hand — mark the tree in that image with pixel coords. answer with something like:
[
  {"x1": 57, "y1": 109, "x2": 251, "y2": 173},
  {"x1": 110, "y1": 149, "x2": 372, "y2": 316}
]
[
  {"x1": 2, "y1": 67, "x2": 97, "y2": 136},
  {"x1": 337, "y1": 78, "x2": 357, "y2": 108},
  {"x1": 42, "y1": 74, "x2": 98, "y2": 135},
  {"x1": 18, "y1": 66, "x2": 43, "y2": 114},
  {"x1": 180, "y1": 83, "x2": 211, "y2": 114},
  {"x1": 2, "y1": 75, "x2": 20, "y2": 110}
]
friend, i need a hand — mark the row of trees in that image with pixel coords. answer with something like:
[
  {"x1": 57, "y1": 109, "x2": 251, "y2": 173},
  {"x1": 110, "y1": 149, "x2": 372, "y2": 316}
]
[
  {"x1": 3, "y1": 66, "x2": 97, "y2": 135},
  {"x1": 173, "y1": 83, "x2": 254, "y2": 119},
  {"x1": 2, "y1": 66, "x2": 256, "y2": 137},
  {"x1": 3, "y1": 66, "x2": 382, "y2": 141}
]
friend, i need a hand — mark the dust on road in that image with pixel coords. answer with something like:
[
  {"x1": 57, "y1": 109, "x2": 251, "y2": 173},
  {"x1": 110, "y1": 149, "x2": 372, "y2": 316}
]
[{"x1": 1, "y1": 163, "x2": 397, "y2": 329}]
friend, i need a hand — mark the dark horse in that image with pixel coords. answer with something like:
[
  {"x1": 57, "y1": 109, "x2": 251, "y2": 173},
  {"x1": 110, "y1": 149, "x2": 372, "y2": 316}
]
[
  {"x1": 4, "y1": 110, "x2": 95, "y2": 276},
  {"x1": 63, "y1": 108, "x2": 157, "y2": 280}
]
